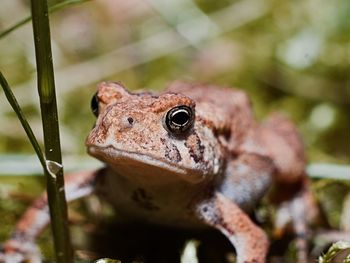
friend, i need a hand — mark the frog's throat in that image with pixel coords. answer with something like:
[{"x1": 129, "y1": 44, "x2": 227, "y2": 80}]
[{"x1": 87, "y1": 145, "x2": 205, "y2": 183}]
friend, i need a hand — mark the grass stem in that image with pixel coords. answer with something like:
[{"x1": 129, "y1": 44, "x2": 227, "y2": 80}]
[
  {"x1": 30, "y1": 0, "x2": 73, "y2": 262},
  {"x1": 0, "y1": 72, "x2": 46, "y2": 169}
]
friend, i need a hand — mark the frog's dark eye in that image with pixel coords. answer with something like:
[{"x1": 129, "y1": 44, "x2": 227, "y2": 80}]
[
  {"x1": 163, "y1": 105, "x2": 194, "y2": 134},
  {"x1": 90, "y1": 92, "x2": 99, "y2": 117}
]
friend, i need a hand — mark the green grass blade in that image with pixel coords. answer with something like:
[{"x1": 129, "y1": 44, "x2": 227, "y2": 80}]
[
  {"x1": 0, "y1": 71, "x2": 46, "y2": 169},
  {"x1": 30, "y1": 0, "x2": 73, "y2": 262},
  {"x1": 0, "y1": 0, "x2": 91, "y2": 39}
]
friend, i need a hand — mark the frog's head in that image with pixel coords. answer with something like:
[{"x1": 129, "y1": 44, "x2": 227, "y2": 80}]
[{"x1": 86, "y1": 82, "x2": 223, "y2": 184}]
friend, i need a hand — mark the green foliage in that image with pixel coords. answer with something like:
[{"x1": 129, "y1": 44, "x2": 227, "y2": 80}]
[{"x1": 319, "y1": 241, "x2": 350, "y2": 263}]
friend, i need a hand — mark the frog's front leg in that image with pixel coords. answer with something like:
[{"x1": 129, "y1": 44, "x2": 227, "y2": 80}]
[
  {"x1": 196, "y1": 192, "x2": 269, "y2": 263},
  {"x1": 195, "y1": 153, "x2": 274, "y2": 263},
  {"x1": 0, "y1": 169, "x2": 101, "y2": 263}
]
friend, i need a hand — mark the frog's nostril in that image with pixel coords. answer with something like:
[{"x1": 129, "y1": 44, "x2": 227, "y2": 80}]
[{"x1": 127, "y1": 117, "x2": 134, "y2": 125}]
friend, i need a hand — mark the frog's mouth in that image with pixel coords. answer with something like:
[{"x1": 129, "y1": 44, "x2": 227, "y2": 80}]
[{"x1": 87, "y1": 145, "x2": 205, "y2": 183}]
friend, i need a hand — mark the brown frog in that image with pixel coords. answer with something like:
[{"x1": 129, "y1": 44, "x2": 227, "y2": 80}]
[{"x1": 0, "y1": 81, "x2": 313, "y2": 263}]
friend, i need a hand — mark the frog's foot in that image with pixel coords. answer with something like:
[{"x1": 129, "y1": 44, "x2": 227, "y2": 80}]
[
  {"x1": 195, "y1": 192, "x2": 269, "y2": 263},
  {"x1": 274, "y1": 184, "x2": 317, "y2": 263},
  {"x1": 0, "y1": 239, "x2": 41, "y2": 263}
]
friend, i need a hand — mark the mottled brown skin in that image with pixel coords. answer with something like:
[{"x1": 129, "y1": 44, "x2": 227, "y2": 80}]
[{"x1": 1, "y1": 81, "x2": 311, "y2": 263}]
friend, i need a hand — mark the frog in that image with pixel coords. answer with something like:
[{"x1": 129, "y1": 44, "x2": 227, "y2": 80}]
[{"x1": 0, "y1": 81, "x2": 314, "y2": 263}]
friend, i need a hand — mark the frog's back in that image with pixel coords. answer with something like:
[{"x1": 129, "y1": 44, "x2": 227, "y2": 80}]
[{"x1": 166, "y1": 81, "x2": 252, "y2": 115}]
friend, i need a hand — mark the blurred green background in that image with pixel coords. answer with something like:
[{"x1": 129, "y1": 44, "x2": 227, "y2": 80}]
[
  {"x1": 0, "y1": 0, "x2": 350, "y2": 261},
  {"x1": 1, "y1": 0, "x2": 350, "y2": 161}
]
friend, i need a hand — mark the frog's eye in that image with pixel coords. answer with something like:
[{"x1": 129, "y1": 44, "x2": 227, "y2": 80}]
[
  {"x1": 163, "y1": 105, "x2": 194, "y2": 134},
  {"x1": 90, "y1": 92, "x2": 99, "y2": 117}
]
